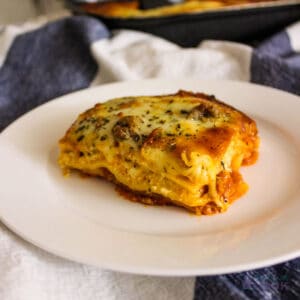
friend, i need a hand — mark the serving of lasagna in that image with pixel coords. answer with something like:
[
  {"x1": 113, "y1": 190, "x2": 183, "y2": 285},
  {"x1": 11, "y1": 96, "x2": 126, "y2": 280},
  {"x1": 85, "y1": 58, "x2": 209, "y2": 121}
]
[{"x1": 58, "y1": 90, "x2": 259, "y2": 215}]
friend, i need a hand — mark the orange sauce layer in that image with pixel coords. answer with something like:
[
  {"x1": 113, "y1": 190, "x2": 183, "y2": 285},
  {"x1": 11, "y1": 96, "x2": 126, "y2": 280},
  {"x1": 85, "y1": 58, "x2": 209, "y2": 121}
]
[{"x1": 216, "y1": 171, "x2": 248, "y2": 203}]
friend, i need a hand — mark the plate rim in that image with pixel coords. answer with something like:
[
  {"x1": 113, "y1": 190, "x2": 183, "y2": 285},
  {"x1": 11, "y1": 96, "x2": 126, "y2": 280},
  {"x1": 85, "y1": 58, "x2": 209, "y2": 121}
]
[{"x1": 1, "y1": 213, "x2": 300, "y2": 277}]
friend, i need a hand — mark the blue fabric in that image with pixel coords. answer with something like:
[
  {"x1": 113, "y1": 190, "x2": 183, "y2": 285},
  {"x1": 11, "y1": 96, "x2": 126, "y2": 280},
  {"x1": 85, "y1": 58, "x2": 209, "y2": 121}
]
[
  {"x1": 0, "y1": 15, "x2": 299, "y2": 299},
  {"x1": 194, "y1": 261, "x2": 300, "y2": 300},
  {"x1": 0, "y1": 16, "x2": 109, "y2": 131},
  {"x1": 251, "y1": 30, "x2": 300, "y2": 95}
]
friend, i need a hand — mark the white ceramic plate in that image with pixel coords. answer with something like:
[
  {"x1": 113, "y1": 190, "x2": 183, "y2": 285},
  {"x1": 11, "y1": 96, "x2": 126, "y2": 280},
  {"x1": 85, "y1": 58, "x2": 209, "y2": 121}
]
[{"x1": 0, "y1": 79, "x2": 300, "y2": 276}]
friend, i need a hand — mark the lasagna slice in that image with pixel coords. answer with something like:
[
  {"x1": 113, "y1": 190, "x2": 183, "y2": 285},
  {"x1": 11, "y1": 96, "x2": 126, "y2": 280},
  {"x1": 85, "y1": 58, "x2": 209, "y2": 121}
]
[{"x1": 58, "y1": 90, "x2": 259, "y2": 215}]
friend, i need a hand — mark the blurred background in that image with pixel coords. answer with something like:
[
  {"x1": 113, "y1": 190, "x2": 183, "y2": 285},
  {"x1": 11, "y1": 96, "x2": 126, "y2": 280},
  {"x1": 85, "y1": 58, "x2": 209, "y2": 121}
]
[
  {"x1": 0, "y1": 0, "x2": 64, "y2": 25},
  {"x1": 1, "y1": 0, "x2": 299, "y2": 47}
]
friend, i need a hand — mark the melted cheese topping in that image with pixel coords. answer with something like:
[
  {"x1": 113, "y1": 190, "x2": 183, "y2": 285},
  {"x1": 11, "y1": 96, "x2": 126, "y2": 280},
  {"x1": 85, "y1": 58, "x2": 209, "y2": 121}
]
[{"x1": 58, "y1": 90, "x2": 259, "y2": 215}]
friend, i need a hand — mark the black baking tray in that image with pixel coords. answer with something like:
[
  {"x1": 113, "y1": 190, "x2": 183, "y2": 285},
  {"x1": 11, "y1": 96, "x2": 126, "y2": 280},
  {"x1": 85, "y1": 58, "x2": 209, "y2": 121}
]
[{"x1": 71, "y1": 1, "x2": 300, "y2": 47}]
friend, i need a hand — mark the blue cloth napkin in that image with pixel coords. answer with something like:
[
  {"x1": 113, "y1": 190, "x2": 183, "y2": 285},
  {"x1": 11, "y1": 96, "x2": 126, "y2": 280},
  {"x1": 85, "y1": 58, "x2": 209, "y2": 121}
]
[{"x1": 0, "y1": 15, "x2": 299, "y2": 300}]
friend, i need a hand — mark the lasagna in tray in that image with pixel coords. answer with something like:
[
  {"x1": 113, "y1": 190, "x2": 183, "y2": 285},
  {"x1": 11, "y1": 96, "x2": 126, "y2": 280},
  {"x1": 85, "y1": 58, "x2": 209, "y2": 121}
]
[
  {"x1": 80, "y1": 0, "x2": 279, "y2": 18},
  {"x1": 58, "y1": 90, "x2": 259, "y2": 215}
]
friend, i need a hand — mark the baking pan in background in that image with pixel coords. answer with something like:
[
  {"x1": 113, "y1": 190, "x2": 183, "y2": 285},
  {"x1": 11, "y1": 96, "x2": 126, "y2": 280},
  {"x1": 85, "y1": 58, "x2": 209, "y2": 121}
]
[{"x1": 69, "y1": 1, "x2": 300, "y2": 47}]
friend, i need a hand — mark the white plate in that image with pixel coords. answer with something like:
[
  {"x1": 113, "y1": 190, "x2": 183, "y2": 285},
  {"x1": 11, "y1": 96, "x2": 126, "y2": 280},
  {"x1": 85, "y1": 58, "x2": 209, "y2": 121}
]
[{"x1": 0, "y1": 79, "x2": 300, "y2": 276}]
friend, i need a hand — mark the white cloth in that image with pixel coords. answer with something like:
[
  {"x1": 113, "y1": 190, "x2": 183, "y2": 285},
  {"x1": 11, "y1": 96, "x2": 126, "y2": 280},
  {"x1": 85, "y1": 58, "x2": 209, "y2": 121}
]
[
  {"x1": 91, "y1": 30, "x2": 252, "y2": 85},
  {"x1": 0, "y1": 13, "x2": 253, "y2": 300}
]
